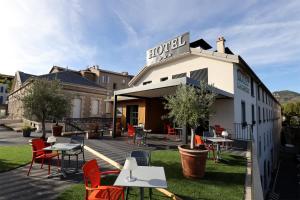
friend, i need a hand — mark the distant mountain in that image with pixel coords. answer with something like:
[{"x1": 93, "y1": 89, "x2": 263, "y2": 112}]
[{"x1": 273, "y1": 90, "x2": 300, "y2": 104}]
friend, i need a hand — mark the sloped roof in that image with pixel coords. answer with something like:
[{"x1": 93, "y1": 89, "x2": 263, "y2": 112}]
[
  {"x1": 39, "y1": 71, "x2": 102, "y2": 88},
  {"x1": 18, "y1": 71, "x2": 35, "y2": 84}
]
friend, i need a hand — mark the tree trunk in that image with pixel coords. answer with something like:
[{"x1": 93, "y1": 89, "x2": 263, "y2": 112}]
[
  {"x1": 190, "y1": 128, "x2": 195, "y2": 149},
  {"x1": 41, "y1": 116, "x2": 46, "y2": 139}
]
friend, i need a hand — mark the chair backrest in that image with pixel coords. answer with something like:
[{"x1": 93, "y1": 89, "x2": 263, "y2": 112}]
[
  {"x1": 70, "y1": 135, "x2": 84, "y2": 146},
  {"x1": 195, "y1": 135, "x2": 204, "y2": 145},
  {"x1": 82, "y1": 159, "x2": 101, "y2": 188},
  {"x1": 130, "y1": 150, "x2": 150, "y2": 166},
  {"x1": 127, "y1": 124, "x2": 135, "y2": 136},
  {"x1": 31, "y1": 138, "x2": 46, "y2": 157},
  {"x1": 166, "y1": 124, "x2": 174, "y2": 132}
]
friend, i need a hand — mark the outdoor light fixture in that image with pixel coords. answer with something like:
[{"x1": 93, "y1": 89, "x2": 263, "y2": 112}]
[
  {"x1": 221, "y1": 130, "x2": 229, "y2": 139},
  {"x1": 123, "y1": 157, "x2": 138, "y2": 182},
  {"x1": 47, "y1": 136, "x2": 56, "y2": 147}
]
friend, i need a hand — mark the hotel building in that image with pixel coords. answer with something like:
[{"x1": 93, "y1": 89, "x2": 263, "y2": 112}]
[{"x1": 112, "y1": 32, "x2": 282, "y2": 197}]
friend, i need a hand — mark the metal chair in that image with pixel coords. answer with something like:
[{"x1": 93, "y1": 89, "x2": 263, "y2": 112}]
[
  {"x1": 65, "y1": 135, "x2": 85, "y2": 170},
  {"x1": 126, "y1": 150, "x2": 152, "y2": 200}
]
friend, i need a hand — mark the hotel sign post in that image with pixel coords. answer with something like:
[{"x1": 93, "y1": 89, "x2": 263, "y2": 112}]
[{"x1": 146, "y1": 32, "x2": 190, "y2": 65}]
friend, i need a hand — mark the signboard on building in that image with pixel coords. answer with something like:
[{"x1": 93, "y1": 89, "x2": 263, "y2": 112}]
[
  {"x1": 237, "y1": 69, "x2": 250, "y2": 93},
  {"x1": 146, "y1": 32, "x2": 190, "y2": 65}
]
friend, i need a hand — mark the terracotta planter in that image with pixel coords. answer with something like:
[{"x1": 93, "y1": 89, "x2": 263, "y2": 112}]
[
  {"x1": 178, "y1": 144, "x2": 208, "y2": 178},
  {"x1": 52, "y1": 125, "x2": 63, "y2": 136}
]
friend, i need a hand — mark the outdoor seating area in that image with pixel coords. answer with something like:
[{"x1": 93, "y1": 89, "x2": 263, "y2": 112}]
[{"x1": 0, "y1": 125, "x2": 248, "y2": 200}]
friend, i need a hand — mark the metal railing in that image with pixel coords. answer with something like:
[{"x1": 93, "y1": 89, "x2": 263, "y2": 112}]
[
  {"x1": 232, "y1": 123, "x2": 253, "y2": 141},
  {"x1": 64, "y1": 117, "x2": 113, "y2": 132}
]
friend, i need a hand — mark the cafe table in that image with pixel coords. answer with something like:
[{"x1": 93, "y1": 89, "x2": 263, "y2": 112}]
[
  {"x1": 114, "y1": 166, "x2": 167, "y2": 200},
  {"x1": 205, "y1": 137, "x2": 233, "y2": 161},
  {"x1": 44, "y1": 143, "x2": 81, "y2": 178}
]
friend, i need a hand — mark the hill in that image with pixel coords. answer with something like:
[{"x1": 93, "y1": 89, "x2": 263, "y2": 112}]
[{"x1": 273, "y1": 90, "x2": 300, "y2": 104}]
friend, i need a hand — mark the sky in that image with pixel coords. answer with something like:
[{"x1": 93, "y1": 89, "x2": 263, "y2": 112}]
[{"x1": 0, "y1": 0, "x2": 299, "y2": 92}]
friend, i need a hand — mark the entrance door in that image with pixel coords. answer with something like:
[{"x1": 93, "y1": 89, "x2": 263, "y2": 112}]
[
  {"x1": 126, "y1": 105, "x2": 138, "y2": 126},
  {"x1": 72, "y1": 98, "x2": 82, "y2": 118}
]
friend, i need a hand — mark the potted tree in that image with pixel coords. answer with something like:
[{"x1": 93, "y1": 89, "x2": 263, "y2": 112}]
[
  {"x1": 164, "y1": 81, "x2": 216, "y2": 178},
  {"x1": 22, "y1": 123, "x2": 36, "y2": 137},
  {"x1": 22, "y1": 78, "x2": 71, "y2": 139}
]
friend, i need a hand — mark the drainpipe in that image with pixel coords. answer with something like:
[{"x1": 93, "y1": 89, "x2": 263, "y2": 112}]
[{"x1": 112, "y1": 95, "x2": 118, "y2": 138}]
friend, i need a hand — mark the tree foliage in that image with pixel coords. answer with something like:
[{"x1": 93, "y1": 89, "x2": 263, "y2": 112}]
[
  {"x1": 282, "y1": 102, "x2": 300, "y2": 126},
  {"x1": 22, "y1": 78, "x2": 71, "y2": 138},
  {"x1": 164, "y1": 81, "x2": 216, "y2": 129}
]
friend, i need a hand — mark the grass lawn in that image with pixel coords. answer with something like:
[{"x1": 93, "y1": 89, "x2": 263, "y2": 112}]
[
  {"x1": 0, "y1": 145, "x2": 32, "y2": 172},
  {"x1": 58, "y1": 150, "x2": 246, "y2": 200}
]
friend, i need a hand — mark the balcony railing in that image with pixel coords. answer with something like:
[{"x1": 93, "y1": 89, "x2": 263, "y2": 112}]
[
  {"x1": 232, "y1": 123, "x2": 253, "y2": 141},
  {"x1": 64, "y1": 117, "x2": 113, "y2": 132}
]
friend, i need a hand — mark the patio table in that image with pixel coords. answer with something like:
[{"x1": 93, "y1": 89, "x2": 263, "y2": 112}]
[
  {"x1": 44, "y1": 143, "x2": 81, "y2": 178},
  {"x1": 205, "y1": 137, "x2": 233, "y2": 161},
  {"x1": 114, "y1": 166, "x2": 167, "y2": 200}
]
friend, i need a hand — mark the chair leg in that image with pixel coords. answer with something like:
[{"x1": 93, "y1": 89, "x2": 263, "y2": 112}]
[
  {"x1": 41, "y1": 158, "x2": 44, "y2": 169},
  {"x1": 27, "y1": 158, "x2": 34, "y2": 176},
  {"x1": 76, "y1": 155, "x2": 79, "y2": 170},
  {"x1": 68, "y1": 155, "x2": 71, "y2": 167},
  {"x1": 48, "y1": 159, "x2": 51, "y2": 175},
  {"x1": 82, "y1": 150, "x2": 85, "y2": 163},
  {"x1": 125, "y1": 187, "x2": 129, "y2": 200},
  {"x1": 57, "y1": 154, "x2": 60, "y2": 167}
]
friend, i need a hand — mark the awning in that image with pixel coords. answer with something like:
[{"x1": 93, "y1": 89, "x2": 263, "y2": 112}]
[{"x1": 114, "y1": 77, "x2": 233, "y2": 99}]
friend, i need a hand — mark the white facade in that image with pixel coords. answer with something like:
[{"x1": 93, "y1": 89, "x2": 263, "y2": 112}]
[{"x1": 126, "y1": 33, "x2": 282, "y2": 196}]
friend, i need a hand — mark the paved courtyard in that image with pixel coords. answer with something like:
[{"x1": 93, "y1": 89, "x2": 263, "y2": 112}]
[{"x1": 0, "y1": 126, "x2": 247, "y2": 200}]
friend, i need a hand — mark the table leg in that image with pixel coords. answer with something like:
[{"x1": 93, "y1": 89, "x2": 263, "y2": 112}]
[
  {"x1": 140, "y1": 187, "x2": 144, "y2": 200},
  {"x1": 216, "y1": 144, "x2": 220, "y2": 161},
  {"x1": 61, "y1": 151, "x2": 67, "y2": 178}
]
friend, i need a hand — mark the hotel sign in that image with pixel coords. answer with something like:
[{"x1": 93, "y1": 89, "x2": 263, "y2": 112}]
[
  {"x1": 237, "y1": 69, "x2": 250, "y2": 93},
  {"x1": 146, "y1": 32, "x2": 190, "y2": 65}
]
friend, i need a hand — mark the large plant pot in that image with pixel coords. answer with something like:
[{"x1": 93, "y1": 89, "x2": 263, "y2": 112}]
[
  {"x1": 22, "y1": 130, "x2": 31, "y2": 137},
  {"x1": 178, "y1": 144, "x2": 208, "y2": 178},
  {"x1": 52, "y1": 125, "x2": 63, "y2": 136}
]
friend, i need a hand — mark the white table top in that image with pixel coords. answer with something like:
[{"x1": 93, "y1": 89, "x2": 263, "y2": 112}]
[
  {"x1": 206, "y1": 137, "x2": 233, "y2": 143},
  {"x1": 44, "y1": 143, "x2": 81, "y2": 151},
  {"x1": 114, "y1": 166, "x2": 167, "y2": 188}
]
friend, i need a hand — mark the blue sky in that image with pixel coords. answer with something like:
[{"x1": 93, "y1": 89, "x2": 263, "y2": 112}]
[{"x1": 0, "y1": 0, "x2": 299, "y2": 92}]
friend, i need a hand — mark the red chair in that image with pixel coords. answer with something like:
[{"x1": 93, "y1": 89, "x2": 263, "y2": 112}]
[
  {"x1": 127, "y1": 124, "x2": 135, "y2": 143},
  {"x1": 82, "y1": 159, "x2": 124, "y2": 200},
  {"x1": 166, "y1": 124, "x2": 176, "y2": 139},
  {"x1": 214, "y1": 125, "x2": 225, "y2": 137},
  {"x1": 27, "y1": 138, "x2": 60, "y2": 176},
  {"x1": 194, "y1": 135, "x2": 216, "y2": 162}
]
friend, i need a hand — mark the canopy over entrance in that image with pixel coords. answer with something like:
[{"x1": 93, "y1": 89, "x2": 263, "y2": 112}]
[{"x1": 112, "y1": 77, "x2": 234, "y2": 144}]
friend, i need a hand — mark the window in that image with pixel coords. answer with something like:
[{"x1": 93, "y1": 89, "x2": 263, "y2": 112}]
[
  {"x1": 258, "y1": 106, "x2": 261, "y2": 123},
  {"x1": 257, "y1": 86, "x2": 260, "y2": 100},
  {"x1": 172, "y1": 73, "x2": 186, "y2": 79},
  {"x1": 113, "y1": 83, "x2": 117, "y2": 90},
  {"x1": 0, "y1": 86, "x2": 3, "y2": 93},
  {"x1": 262, "y1": 90, "x2": 264, "y2": 103},
  {"x1": 259, "y1": 136, "x2": 262, "y2": 157},
  {"x1": 160, "y1": 77, "x2": 168, "y2": 82},
  {"x1": 122, "y1": 79, "x2": 126, "y2": 84},
  {"x1": 91, "y1": 100, "x2": 99, "y2": 115},
  {"x1": 143, "y1": 81, "x2": 152, "y2": 85},
  {"x1": 263, "y1": 108, "x2": 265, "y2": 122},
  {"x1": 102, "y1": 75, "x2": 109, "y2": 83},
  {"x1": 0, "y1": 96, "x2": 3, "y2": 104},
  {"x1": 251, "y1": 78, "x2": 254, "y2": 97},
  {"x1": 190, "y1": 68, "x2": 208, "y2": 83},
  {"x1": 241, "y1": 101, "x2": 246, "y2": 126},
  {"x1": 252, "y1": 104, "x2": 255, "y2": 124}
]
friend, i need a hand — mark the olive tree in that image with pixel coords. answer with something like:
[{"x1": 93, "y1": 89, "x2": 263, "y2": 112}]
[
  {"x1": 22, "y1": 78, "x2": 71, "y2": 139},
  {"x1": 164, "y1": 81, "x2": 216, "y2": 149}
]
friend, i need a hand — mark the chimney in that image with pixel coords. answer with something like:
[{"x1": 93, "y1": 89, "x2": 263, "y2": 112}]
[{"x1": 216, "y1": 36, "x2": 226, "y2": 53}]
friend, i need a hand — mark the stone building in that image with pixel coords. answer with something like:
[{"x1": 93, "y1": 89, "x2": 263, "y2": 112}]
[
  {"x1": 0, "y1": 74, "x2": 14, "y2": 117},
  {"x1": 8, "y1": 70, "x2": 107, "y2": 119}
]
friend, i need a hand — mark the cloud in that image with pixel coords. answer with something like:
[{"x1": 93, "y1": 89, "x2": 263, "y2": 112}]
[{"x1": 0, "y1": 0, "x2": 98, "y2": 75}]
